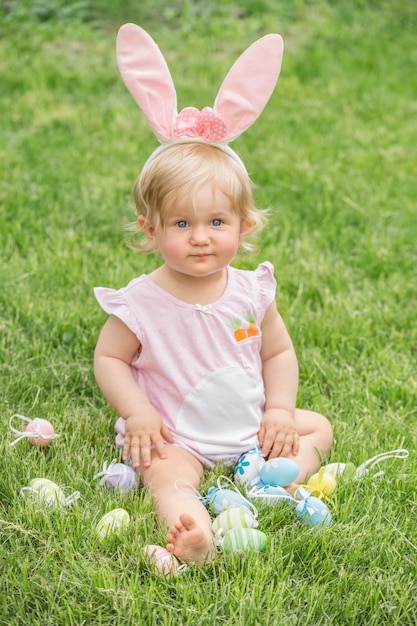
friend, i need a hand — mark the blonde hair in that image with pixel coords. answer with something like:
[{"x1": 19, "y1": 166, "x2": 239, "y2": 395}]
[{"x1": 127, "y1": 143, "x2": 268, "y2": 253}]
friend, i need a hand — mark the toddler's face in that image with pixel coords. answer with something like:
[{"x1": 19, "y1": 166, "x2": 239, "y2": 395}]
[{"x1": 150, "y1": 183, "x2": 245, "y2": 279}]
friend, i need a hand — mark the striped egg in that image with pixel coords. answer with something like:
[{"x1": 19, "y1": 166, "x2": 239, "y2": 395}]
[
  {"x1": 26, "y1": 478, "x2": 67, "y2": 506},
  {"x1": 234, "y1": 448, "x2": 265, "y2": 487},
  {"x1": 96, "y1": 508, "x2": 130, "y2": 539},
  {"x1": 260, "y1": 458, "x2": 300, "y2": 487},
  {"x1": 211, "y1": 506, "x2": 258, "y2": 534},
  {"x1": 143, "y1": 545, "x2": 179, "y2": 576},
  {"x1": 104, "y1": 463, "x2": 138, "y2": 491},
  {"x1": 207, "y1": 487, "x2": 252, "y2": 516},
  {"x1": 221, "y1": 528, "x2": 267, "y2": 554}
]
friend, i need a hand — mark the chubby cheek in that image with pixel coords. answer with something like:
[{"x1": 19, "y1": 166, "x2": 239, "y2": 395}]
[
  {"x1": 219, "y1": 233, "x2": 242, "y2": 259},
  {"x1": 157, "y1": 235, "x2": 186, "y2": 264}
]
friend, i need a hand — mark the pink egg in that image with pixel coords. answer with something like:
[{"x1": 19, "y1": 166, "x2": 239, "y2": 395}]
[
  {"x1": 25, "y1": 418, "x2": 56, "y2": 447},
  {"x1": 143, "y1": 545, "x2": 179, "y2": 576}
]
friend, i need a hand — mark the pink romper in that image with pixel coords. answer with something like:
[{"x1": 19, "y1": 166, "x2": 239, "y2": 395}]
[{"x1": 94, "y1": 261, "x2": 276, "y2": 468}]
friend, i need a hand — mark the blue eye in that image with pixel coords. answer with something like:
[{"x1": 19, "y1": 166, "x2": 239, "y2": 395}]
[
  {"x1": 176, "y1": 220, "x2": 188, "y2": 228},
  {"x1": 211, "y1": 219, "x2": 223, "y2": 227}
]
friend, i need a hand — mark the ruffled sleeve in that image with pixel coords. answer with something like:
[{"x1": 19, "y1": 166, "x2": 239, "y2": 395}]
[
  {"x1": 94, "y1": 286, "x2": 141, "y2": 338},
  {"x1": 255, "y1": 261, "x2": 277, "y2": 311}
]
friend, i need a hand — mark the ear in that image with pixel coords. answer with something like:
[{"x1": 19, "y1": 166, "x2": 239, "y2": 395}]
[
  {"x1": 239, "y1": 219, "x2": 253, "y2": 240},
  {"x1": 214, "y1": 34, "x2": 284, "y2": 143},
  {"x1": 138, "y1": 215, "x2": 159, "y2": 247},
  {"x1": 116, "y1": 23, "x2": 177, "y2": 143}
]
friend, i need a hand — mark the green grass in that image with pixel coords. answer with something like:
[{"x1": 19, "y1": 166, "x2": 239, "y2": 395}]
[{"x1": 1, "y1": 0, "x2": 416, "y2": 624}]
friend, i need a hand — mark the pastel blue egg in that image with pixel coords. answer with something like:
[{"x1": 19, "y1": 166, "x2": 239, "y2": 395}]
[
  {"x1": 259, "y1": 458, "x2": 300, "y2": 487},
  {"x1": 296, "y1": 495, "x2": 332, "y2": 527},
  {"x1": 207, "y1": 487, "x2": 251, "y2": 516}
]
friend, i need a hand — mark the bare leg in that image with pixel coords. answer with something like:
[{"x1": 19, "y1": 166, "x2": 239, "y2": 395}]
[
  {"x1": 289, "y1": 409, "x2": 333, "y2": 482},
  {"x1": 138, "y1": 446, "x2": 215, "y2": 565}
]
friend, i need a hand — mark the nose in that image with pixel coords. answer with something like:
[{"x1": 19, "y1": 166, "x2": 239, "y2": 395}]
[{"x1": 190, "y1": 224, "x2": 210, "y2": 246}]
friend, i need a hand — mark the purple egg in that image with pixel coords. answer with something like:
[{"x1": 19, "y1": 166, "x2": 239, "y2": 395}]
[{"x1": 105, "y1": 463, "x2": 138, "y2": 491}]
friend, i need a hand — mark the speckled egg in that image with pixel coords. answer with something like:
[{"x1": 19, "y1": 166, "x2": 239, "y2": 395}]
[{"x1": 259, "y1": 458, "x2": 300, "y2": 487}]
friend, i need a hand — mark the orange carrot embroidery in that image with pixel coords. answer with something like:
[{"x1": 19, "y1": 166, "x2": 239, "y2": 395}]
[
  {"x1": 244, "y1": 311, "x2": 260, "y2": 337},
  {"x1": 229, "y1": 318, "x2": 248, "y2": 342}
]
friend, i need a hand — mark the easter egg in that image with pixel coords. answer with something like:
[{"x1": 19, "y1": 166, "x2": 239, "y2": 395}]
[
  {"x1": 260, "y1": 458, "x2": 300, "y2": 487},
  {"x1": 211, "y1": 506, "x2": 258, "y2": 534},
  {"x1": 207, "y1": 486, "x2": 252, "y2": 516},
  {"x1": 26, "y1": 418, "x2": 56, "y2": 447},
  {"x1": 325, "y1": 462, "x2": 356, "y2": 480},
  {"x1": 96, "y1": 508, "x2": 130, "y2": 539},
  {"x1": 246, "y1": 484, "x2": 291, "y2": 505},
  {"x1": 221, "y1": 528, "x2": 267, "y2": 554},
  {"x1": 307, "y1": 468, "x2": 337, "y2": 496},
  {"x1": 26, "y1": 478, "x2": 66, "y2": 506},
  {"x1": 234, "y1": 448, "x2": 265, "y2": 487},
  {"x1": 104, "y1": 463, "x2": 138, "y2": 491},
  {"x1": 296, "y1": 495, "x2": 332, "y2": 527},
  {"x1": 143, "y1": 545, "x2": 179, "y2": 576}
]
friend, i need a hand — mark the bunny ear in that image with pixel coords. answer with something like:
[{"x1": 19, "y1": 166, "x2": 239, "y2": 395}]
[
  {"x1": 116, "y1": 23, "x2": 177, "y2": 143},
  {"x1": 214, "y1": 34, "x2": 284, "y2": 143}
]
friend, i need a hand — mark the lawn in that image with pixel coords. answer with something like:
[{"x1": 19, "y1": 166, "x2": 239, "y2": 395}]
[{"x1": 0, "y1": 1, "x2": 416, "y2": 624}]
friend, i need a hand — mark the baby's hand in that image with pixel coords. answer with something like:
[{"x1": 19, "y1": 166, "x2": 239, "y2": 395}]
[
  {"x1": 258, "y1": 408, "x2": 300, "y2": 459},
  {"x1": 123, "y1": 406, "x2": 174, "y2": 469}
]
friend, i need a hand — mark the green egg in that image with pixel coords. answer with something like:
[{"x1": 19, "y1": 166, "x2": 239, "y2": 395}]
[{"x1": 221, "y1": 527, "x2": 267, "y2": 553}]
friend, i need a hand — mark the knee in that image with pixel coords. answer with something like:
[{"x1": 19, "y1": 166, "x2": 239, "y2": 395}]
[{"x1": 317, "y1": 412, "x2": 334, "y2": 454}]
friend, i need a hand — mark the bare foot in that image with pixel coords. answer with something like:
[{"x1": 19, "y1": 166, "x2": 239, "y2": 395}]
[{"x1": 166, "y1": 513, "x2": 216, "y2": 565}]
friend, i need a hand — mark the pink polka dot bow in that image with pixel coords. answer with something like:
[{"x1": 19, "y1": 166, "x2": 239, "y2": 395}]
[{"x1": 173, "y1": 107, "x2": 227, "y2": 142}]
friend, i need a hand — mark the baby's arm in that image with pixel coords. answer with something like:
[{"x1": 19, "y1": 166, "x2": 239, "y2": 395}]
[
  {"x1": 258, "y1": 301, "x2": 300, "y2": 459},
  {"x1": 94, "y1": 314, "x2": 173, "y2": 468}
]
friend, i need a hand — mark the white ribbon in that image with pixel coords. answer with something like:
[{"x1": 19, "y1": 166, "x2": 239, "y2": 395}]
[{"x1": 9, "y1": 414, "x2": 59, "y2": 447}]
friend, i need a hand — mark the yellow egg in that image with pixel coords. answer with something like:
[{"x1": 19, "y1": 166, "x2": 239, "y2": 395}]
[{"x1": 307, "y1": 467, "x2": 337, "y2": 496}]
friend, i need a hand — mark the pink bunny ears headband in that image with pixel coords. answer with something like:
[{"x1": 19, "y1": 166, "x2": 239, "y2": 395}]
[{"x1": 116, "y1": 23, "x2": 284, "y2": 169}]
